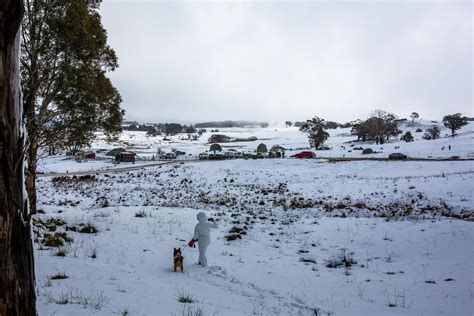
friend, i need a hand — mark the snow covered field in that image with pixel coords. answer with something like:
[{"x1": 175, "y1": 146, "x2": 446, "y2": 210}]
[
  {"x1": 37, "y1": 120, "x2": 474, "y2": 175},
  {"x1": 33, "y1": 122, "x2": 473, "y2": 315}
]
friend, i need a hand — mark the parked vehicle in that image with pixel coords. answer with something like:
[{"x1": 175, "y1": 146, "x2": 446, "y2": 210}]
[
  {"x1": 115, "y1": 151, "x2": 136, "y2": 163},
  {"x1": 165, "y1": 152, "x2": 177, "y2": 159},
  {"x1": 388, "y1": 153, "x2": 407, "y2": 160},
  {"x1": 199, "y1": 153, "x2": 209, "y2": 160},
  {"x1": 209, "y1": 153, "x2": 225, "y2": 160},
  {"x1": 291, "y1": 151, "x2": 316, "y2": 159},
  {"x1": 224, "y1": 151, "x2": 235, "y2": 159}
]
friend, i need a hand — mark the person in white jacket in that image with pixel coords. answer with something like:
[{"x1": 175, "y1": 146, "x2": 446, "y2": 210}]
[{"x1": 188, "y1": 212, "x2": 218, "y2": 267}]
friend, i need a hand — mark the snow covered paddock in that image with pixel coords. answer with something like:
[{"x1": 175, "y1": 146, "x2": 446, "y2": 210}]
[{"x1": 34, "y1": 158, "x2": 474, "y2": 316}]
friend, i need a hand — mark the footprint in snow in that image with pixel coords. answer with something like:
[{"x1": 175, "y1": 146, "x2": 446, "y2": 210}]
[{"x1": 207, "y1": 265, "x2": 228, "y2": 278}]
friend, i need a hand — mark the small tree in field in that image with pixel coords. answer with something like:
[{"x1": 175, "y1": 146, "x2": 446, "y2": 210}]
[
  {"x1": 285, "y1": 121, "x2": 293, "y2": 127},
  {"x1": 443, "y1": 113, "x2": 468, "y2": 138},
  {"x1": 401, "y1": 131, "x2": 414, "y2": 142},
  {"x1": 300, "y1": 117, "x2": 330, "y2": 149},
  {"x1": 210, "y1": 144, "x2": 222, "y2": 153},
  {"x1": 257, "y1": 143, "x2": 268, "y2": 153}
]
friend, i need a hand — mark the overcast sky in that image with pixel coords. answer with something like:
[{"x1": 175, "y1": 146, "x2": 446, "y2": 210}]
[{"x1": 100, "y1": 0, "x2": 472, "y2": 125}]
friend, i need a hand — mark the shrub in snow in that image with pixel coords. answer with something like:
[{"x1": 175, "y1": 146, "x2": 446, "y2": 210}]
[
  {"x1": 42, "y1": 232, "x2": 72, "y2": 247},
  {"x1": 134, "y1": 210, "x2": 149, "y2": 218},
  {"x1": 325, "y1": 249, "x2": 357, "y2": 268},
  {"x1": 423, "y1": 126, "x2": 440, "y2": 140},
  {"x1": 177, "y1": 291, "x2": 195, "y2": 304},
  {"x1": 362, "y1": 148, "x2": 374, "y2": 154},
  {"x1": 208, "y1": 134, "x2": 231, "y2": 143},
  {"x1": 79, "y1": 223, "x2": 98, "y2": 234},
  {"x1": 49, "y1": 272, "x2": 68, "y2": 280},
  {"x1": 257, "y1": 143, "x2": 267, "y2": 153},
  {"x1": 400, "y1": 131, "x2": 414, "y2": 142}
]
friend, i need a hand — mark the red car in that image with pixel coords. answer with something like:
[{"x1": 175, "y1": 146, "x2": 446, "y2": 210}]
[{"x1": 291, "y1": 151, "x2": 316, "y2": 159}]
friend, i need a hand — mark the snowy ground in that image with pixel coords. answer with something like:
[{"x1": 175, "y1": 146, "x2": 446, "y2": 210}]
[
  {"x1": 34, "y1": 157, "x2": 474, "y2": 315},
  {"x1": 33, "y1": 121, "x2": 474, "y2": 315}
]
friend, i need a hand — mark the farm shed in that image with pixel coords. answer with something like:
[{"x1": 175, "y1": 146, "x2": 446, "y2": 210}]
[
  {"x1": 106, "y1": 147, "x2": 126, "y2": 156},
  {"x1": 270, "y1": 145, "x2": 285, "y2": 158},
  {"x1": 83, "y1": 151, "x2": 96, "y2": 159},
  {"x1": 115, "y1": 151, "x2": 136, "y2": 163}
]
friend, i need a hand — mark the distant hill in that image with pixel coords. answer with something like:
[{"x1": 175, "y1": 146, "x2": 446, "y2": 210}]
[{"x1": 194, "y1": 120, "x2": 269, "y2": 128}]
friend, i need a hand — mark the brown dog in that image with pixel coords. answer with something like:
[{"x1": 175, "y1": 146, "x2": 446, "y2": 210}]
[{"x1": 173, "y1": 248, "x2": 184, "y2": 273}]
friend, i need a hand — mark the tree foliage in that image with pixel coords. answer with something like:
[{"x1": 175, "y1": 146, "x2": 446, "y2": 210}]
[
  {"x1": 443, "y1": 113, "x2": 468, "y2": 138},
  {"x1": 21, "y1": 0, "x2": 124, "y2": 212},
  {"x1": 324, "y1": 121, "x2": 340, "y2": 129},
  {"x1": 350, "y1": 110, "x2": 400, "y2": 144},
  {"x1": 257, "y1": 143, "x2": 268, "y2": 153},
  {"x1": 164, "y1": 123, "x2": 183, "y2": 136},
  {"x1": 21, "y1": 0, "x2": 124, "y2": 147},
  {"x1": 285, "y1": 121, "x2": 293, "y2": 127},
  {"x1": 423, "y1": 126, "x2": 440, "y2": 140},
  {"x1": 299, "y1": 116, "x2": 330, "y2": 149},
  {"x1": 210, "y1": 143, "x2": 222, "y2": 153}
]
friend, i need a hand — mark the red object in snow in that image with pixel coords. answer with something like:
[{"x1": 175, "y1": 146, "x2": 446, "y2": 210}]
[
  {"x1": 188, "y1": 239, "x2": 198, "y2": 248},
  {"x1": 291, "y1": 151, "x2": 316, "y2": 159}
]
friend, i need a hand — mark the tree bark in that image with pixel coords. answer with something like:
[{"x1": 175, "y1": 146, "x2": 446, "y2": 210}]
[
  {"x1": 26, "y1": 138, "x2": 37, "y2": 214},
  {"x1": 0, "y1": 1, "x2": 37, "y2": 315}
]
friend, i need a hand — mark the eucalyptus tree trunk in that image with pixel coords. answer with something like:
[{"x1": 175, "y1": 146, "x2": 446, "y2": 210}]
[{"x1": 0, "y1": 0, "x2": 37, "y2": 315}]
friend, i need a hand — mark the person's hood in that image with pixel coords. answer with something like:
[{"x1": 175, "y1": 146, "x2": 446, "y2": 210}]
[{"x1": 197, "y1": 212, "x2": 207, "y2": 223}]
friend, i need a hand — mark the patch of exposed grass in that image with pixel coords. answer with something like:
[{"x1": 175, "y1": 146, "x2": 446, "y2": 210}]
[
  {"x1": 79, "y1": 223, "x2": 98, "y2": 234},
  {"x1": 50, "y1": 272, "x2": 68, "y2": 280},
  {"x1": 177, "y1": 291, "x2": 195, "y2": 304}
]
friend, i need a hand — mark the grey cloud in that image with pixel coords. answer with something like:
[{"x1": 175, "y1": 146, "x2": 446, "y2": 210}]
[{"x1": 100, "y1": 0, "x2": 472, "y2": 124}]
